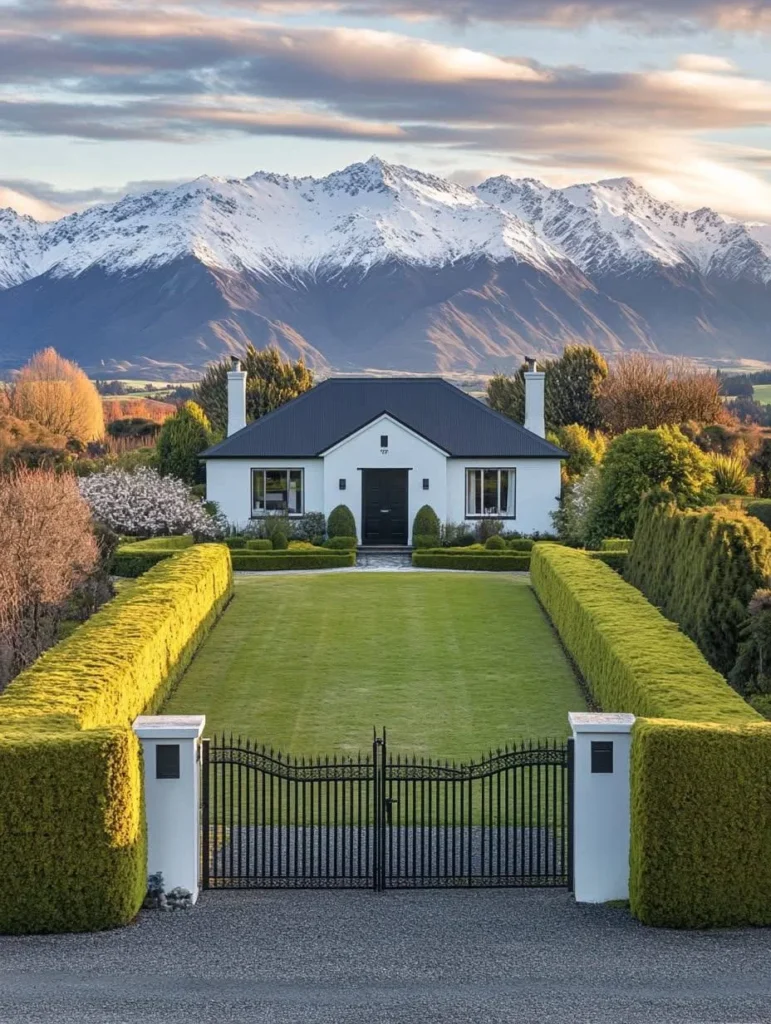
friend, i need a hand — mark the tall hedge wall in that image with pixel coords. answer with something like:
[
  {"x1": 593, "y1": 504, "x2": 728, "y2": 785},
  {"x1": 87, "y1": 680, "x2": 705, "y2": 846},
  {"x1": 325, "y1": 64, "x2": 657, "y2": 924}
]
[
  {"x1": 625, "y1": 499, "x2": 771, "y2": 678},
  {"x1": 530, "y1": 543, "x2": 771, "y2": 927},
  {"x1": 0, "y1": 544, "x2": 232, "y2": 934}
]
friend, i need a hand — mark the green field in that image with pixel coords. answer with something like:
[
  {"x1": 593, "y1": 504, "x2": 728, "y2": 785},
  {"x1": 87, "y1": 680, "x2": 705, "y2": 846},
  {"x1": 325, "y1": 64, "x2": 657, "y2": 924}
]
[
  {"x1": 164, "y1": 573, "x2": 584, "y2": 759},
  {"x1": 754, "y1": 385, "x2": 771, "y2": 405}
]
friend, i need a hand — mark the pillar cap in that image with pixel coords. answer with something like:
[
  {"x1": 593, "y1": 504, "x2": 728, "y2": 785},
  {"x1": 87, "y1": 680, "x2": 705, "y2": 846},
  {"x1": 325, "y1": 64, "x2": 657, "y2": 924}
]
[
  {"x1": 133, "y1": 715, "x2": 206, "y2": 740},
  {"x1": 568, "y1": 712, "x2": 635, "y2": 734}
]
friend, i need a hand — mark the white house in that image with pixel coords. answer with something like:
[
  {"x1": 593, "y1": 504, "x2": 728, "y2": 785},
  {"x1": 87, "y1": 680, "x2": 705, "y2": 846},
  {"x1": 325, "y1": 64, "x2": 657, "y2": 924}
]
[{"x1": 203, "y1": 362, "x2": 565, "y2": 544}]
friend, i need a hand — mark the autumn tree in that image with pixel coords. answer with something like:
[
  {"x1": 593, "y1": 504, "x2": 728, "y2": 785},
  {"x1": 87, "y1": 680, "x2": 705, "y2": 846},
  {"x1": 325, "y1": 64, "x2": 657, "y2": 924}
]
[
  {"x1": 196, "y1": 346, "x2": 314, "y2": 434},
  {"x1": 487, "y1": 345, "x2": 608, "y2": 432},
  {"x1": 598, "y1": 354, "x2": 723, "y2": 434},
  {"x1": 0, "y1": 467, "x2": 100, "y2": 688},
  {"x1": 10, "y1": 348, "x2": 104, "y2": 442}
]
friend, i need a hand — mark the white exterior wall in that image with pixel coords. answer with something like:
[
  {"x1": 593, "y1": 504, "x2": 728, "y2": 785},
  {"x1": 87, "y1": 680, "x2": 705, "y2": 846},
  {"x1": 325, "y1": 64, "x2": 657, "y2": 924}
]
[
  {"x1": 446, "y1": 458, "x2": 561, "y2": 535},
  {"x1": 132, "y1": 715, "x2": 206, "y2": 901},
  {"x1": 205, "y1": 458, "x2": 324, "y2": 531},
  {"x1": 205, "y1": 420, "x2": 561, "y2": 540},
  {"x1": 569, "y1": 712, "x2": 635, "y2": 904},
  {"x1": 322, "y1": 415, "x2": 448, "y2": 543}
]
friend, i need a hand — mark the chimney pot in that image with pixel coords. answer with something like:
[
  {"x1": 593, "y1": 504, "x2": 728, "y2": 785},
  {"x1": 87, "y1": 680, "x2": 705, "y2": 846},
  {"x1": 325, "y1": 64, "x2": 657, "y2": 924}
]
[{"x1": 230, "y1": 355, "x2": 241, "y2": 372}]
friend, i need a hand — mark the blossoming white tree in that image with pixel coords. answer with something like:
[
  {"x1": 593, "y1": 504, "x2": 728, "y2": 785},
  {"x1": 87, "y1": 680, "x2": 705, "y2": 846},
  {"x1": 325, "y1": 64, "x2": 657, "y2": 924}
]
[{"x1": 79, "y1": 467, "x2": 223, "y2": 538}]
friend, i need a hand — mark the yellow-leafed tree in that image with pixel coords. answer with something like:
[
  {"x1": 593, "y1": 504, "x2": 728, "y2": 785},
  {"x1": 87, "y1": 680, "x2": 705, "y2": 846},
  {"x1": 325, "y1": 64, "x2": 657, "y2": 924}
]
[{"x1": 11, "y1": 347, "x2": 105, "y2": 442}]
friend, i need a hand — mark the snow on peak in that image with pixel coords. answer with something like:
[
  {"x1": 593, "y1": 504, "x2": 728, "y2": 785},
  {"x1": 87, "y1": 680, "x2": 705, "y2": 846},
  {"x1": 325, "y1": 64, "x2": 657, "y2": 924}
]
[{"x1": 1, "y1": 159, "x2": 770, "y2": 287}]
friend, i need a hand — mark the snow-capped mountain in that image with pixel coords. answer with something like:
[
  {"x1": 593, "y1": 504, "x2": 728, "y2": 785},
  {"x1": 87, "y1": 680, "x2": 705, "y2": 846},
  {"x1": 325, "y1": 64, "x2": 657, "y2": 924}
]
[{"x1": 0, "y1": 157, "x2": 769, "y2": 376}]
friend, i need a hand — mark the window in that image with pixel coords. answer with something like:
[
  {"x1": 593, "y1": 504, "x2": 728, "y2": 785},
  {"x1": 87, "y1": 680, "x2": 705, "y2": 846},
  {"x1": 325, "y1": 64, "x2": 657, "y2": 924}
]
[
  {"x1": 380, "y1": 434, "x2": 388, "y2": 448},
  {"x1": 251, "y1": 469, "x2": 304, "y2": 515},
  {"x1": 465, "y1": 469, "x2": 515, "y2": 518},
  {"x1": 422, "y1": 478, "x2": 430, "y2": 490},
  {"x1": 339, "y1": 478, "x2": 346, "y2": 490}
]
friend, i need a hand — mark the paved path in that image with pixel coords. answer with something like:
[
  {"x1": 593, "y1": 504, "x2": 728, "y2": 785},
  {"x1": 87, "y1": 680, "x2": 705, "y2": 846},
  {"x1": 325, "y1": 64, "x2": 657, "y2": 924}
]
[{"x1": 2, "y1": 889, "x2": 770, "y2": 1023}]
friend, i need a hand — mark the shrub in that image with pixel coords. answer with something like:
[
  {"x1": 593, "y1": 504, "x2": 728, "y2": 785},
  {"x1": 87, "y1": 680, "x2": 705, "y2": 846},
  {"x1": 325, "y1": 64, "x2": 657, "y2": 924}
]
[
  {"x1": 747, "y1": 499, "x2": 771, "y2": 529},
  {"x1": 439, "y1": 522, "x2": 476, "y2": 547},
  {"x1": 156, "y1": 402, "x2": 213, "y2": 486},
  {"x1": 626, "y1": 498, "x2": 771, "y2": 679},
  {"x1": 11, "y1": 347, "x2": 105, "y2": 443},
  {"x1": 328, "y1": 504, "x2": 356, "y2": 538},
  {"x1": 0, "y1": 545, "x2": 232, "y2": 933},
  {"x1": 223, "y1": 537, "x2": 247, "y2": 550},
  {"x1": 586, "y1": 426, "x2": 715, "y2": 544},
  {"x1": 246, "y1": 538, "x2": 273, "y2": 551},
  {"x1": 485, "y1": 535, "x2": 506, "y2": 550},
  {"x1": 111, "y1": 535, "x2": 196, "y2": 577},
  {"x1": 551, "y1": 467, "x2": 602, "y2": 547},
  {"x1": 79, "y1": 467, "x2": 224, "y2": 539},
  {"x1": 412, "y1": 534, "x2": 437, "y2": 550},
  {"x1": 412, "y1": 553, "x2": 531, "y2": 571},
  {"x1": 552, "y1": 423, "x2": 607, "y2": 483},
  {"x1": 290, "y1": 511, "x2": 326, "y2": 543},
  {"x1": 707, "y1": 452, "x2": 752, "y2": 496},
  {"x1": 506, "y1": 538, "x2": 534, "y2": 551},
  {"x1": 230, "y1": 552, "x2": 355, "y2": 571},
  {"x1": 412, "y1": 505, "x2": 440, "y2": 542},
  {"x1": 588, "y1": 551, "x2": 627, "y2": 573},
  {"x1": 475, "y1": 518, "x2": 504, "y2": 543},
  {"x1": 271, "y1": 529, "x2": 288, "y2": 550},
  {"x1": 600, "y1": 538, "x2": 631, "y2": 552},
  {"x1": 730, "y1": 589, "x2": 771, "y2": 696},
  {"x1": 324, "y1": 536, "x2": 357, "y2": 550}
]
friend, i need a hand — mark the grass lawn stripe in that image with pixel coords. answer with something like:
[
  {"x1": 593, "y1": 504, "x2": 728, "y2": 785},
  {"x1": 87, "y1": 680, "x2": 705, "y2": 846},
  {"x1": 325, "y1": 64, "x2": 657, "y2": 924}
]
[{"x1": 164, "y1": 573, "x2": 585, "y2": 759}]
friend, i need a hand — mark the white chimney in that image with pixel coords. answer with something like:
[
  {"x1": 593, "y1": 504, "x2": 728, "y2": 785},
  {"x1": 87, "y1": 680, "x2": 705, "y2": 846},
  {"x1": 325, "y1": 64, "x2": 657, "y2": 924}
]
[
  {"x1": 227, "y1": 356, "x2": 247, "y2": 436},
  {"x1": 524, "y1": 357, "x2": 546, "y2": 438}
]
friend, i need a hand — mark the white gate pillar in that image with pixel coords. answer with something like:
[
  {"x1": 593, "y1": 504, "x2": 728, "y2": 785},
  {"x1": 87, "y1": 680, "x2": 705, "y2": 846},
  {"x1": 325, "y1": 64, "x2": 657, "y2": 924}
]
[
  {"x1": 132, "y1": 715, "x2": 206, "y2": 902},
  {"x1": 568, "y1": 711, "x2": 635, "y2": 903}
]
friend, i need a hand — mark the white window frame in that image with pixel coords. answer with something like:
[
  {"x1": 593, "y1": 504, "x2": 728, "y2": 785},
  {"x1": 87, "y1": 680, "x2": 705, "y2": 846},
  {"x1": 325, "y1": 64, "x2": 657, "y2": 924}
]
[
  {"x1": 465, "y1": 468, "x2": 516, "y2": 519},
  {"x1": 251, "y1": 468, "x2": 304, "y2": 517}
]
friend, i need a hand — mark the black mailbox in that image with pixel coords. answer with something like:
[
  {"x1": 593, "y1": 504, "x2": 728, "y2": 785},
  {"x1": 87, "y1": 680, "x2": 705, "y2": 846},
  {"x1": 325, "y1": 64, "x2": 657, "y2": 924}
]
[
  {"x1": 156, "y1": 743, "x2": 180, "y2": 779},
  {"x1": 591, "y1": 740, "x2": 613, "y2": 774}
]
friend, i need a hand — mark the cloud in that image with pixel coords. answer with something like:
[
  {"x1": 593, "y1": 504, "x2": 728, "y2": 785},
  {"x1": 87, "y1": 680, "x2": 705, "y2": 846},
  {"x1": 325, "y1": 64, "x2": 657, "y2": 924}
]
[
  {"x1": 0, "y1": 184, "x2": 64, "y2": 220},
  {"x1": 675, "y1": 53, "x2": 737, "y2": 72},
  {"x1": 1, "y1": 4, "x2": 771, "y2": 218}
]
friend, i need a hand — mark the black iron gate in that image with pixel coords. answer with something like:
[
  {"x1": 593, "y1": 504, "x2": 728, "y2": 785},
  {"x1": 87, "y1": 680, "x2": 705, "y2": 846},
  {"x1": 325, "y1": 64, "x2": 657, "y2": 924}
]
[{"x1": 201, "y1": 731, "x2": 573, "y2": 890}]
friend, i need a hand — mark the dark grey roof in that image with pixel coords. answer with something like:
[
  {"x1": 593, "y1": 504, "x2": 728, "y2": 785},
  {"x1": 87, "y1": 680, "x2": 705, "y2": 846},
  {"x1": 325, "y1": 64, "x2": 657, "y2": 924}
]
[{"x1": 202, "y1": 378, "x2": 566, "y2": 459}]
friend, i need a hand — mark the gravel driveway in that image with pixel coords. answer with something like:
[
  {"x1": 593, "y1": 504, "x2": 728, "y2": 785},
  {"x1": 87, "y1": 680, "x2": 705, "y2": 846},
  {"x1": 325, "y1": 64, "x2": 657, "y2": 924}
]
[{"x1": 1, "y1": 889, "x2": 770, "y2": 1024}]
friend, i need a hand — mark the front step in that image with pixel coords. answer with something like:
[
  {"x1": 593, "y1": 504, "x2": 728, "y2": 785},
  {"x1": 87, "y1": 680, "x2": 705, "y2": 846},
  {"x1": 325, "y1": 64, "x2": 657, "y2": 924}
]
[{"x1": 357, "y1": 546, "x2": 413, "y2": 554}]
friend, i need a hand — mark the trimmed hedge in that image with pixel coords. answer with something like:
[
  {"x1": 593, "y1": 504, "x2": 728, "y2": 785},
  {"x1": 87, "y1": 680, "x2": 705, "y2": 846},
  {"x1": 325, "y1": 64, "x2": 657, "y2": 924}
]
[
  {"x1": 747, "y1": 499, "x2": 771, "y2": 529},
  {"x1": 626, "y1": 499, "x2": 771, "y2": 677},
  {"x1": 412, "y1": 552, "x2": 531, "y2": 571},
  {"x1": 530, "y1": 543, "x2": 771, "y2": 928},
  {"x1": 600, "y1": 538, "x2": 632, "y2": 552},
  {"x1": 507, "y1": 538, "x2": 534, "y2": 551},
  {"x1": 112, "y1": 534, "x2": 195, "y2": 577},
  {"x1": 328, "y1": 504, "x2": 356, "y2": 538},
  {"x1": 0, "y1": 544, "x2": 233, "y2": 933},
  {"x1": 324, "y1": 536, "x2": 357, "y2": 550},
  {"x1": 231, "y1": 551, "x2": 356, "y2": 571},
  {"x1": 246, "y1": 538, "x2": 273, "y2": 551},
  {"x1": 588, "y1": 550, "x2": 628, "y2": 573},
  {"x1": 530, "y1": 544, "x2": 757, "y2": 724},
  {"x1": 631, "y1": 719, "x2": 771, "y2": 927}
]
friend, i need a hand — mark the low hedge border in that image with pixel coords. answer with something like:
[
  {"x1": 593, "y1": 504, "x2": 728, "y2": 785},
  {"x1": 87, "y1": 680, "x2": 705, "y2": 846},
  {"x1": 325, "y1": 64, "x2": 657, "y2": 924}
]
[
  {"x1": 231, "y1": 551, "x2": 356, "y2": 571},
  {"x1": 0, "y1": 544, "x2": 233, "y2": 934},
  {"x1": 530, "y1": 543, "x2": 770, "y2": 929},
  {"x1": 112, "y1": 535, "x2": 195, "y2": 577},
  {"x1": 588, "y1": 550, "x2": 627, "y2": 573},
  {"x1": 412, "y1": 552, "x2": 531, "y2": 571}
]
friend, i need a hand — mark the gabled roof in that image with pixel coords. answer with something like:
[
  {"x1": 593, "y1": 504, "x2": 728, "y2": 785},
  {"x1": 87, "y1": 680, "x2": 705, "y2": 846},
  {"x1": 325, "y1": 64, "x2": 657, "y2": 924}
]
[{"x1": 202, "y1": 378, "x2": 566, "y2": 459}]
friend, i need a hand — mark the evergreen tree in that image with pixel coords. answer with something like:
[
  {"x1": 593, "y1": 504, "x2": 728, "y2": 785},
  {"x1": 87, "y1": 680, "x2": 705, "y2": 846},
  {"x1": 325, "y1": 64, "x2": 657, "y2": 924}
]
[
  {"x1": 196, "y1": 346, "x2": 314, "y2": 434},
  {"x1": 487, "y1": 345, "x2": 608, "y2": 432},
  {"x1": 156, "y1": 401, "x2": 213, "y2": 485}
]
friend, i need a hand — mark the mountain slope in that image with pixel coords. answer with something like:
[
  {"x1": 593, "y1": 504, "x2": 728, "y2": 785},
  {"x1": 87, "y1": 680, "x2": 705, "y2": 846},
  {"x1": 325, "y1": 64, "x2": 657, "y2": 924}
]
[{"x1": 0, "y1": 157, "x2": 769, "y2": 376}]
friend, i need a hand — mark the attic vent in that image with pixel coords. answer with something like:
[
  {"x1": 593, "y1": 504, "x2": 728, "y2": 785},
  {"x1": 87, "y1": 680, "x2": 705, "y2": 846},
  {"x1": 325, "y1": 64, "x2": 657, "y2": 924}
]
[{"x1": 380, "y1": 434, "x2": 388, "y2": 448}]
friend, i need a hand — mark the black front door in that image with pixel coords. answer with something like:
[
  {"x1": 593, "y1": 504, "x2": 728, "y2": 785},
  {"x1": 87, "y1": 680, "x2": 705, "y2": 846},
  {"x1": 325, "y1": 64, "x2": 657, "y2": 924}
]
[{"x1": 362, "y1": 470, "x2": 409, "y2": 546}]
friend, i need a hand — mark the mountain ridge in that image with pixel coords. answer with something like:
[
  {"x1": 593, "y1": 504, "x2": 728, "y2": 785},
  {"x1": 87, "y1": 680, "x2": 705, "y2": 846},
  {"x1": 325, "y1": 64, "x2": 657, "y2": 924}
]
[{"x1": 1, "y1": 157, "x2": 769, "y2": 376}]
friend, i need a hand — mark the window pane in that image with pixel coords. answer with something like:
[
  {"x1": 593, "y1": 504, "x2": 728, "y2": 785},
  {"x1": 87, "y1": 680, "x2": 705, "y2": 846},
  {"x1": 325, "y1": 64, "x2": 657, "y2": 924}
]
[
  {"x1": 466, "y1": 470, "x2": 482, "y2": 515},
  {"x1": 252, "y1": 471, "x2": 265, "y2": 512},
  {"x1": 499, "y1": 471, "x2": 509, "y2": 516},
  {"x1": 483, "y1": 470, "x2": 499, "y2": 515},
  {"x1": 288, "y1": 470, "x2": 303, "y2": 514},
  {"x1": 265, "y1": 470, "x2": 288, "y2": 511}
]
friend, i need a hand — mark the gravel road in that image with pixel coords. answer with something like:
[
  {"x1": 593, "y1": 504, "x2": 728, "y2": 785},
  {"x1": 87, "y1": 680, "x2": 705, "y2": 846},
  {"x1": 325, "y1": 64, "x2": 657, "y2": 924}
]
[{"x1": 1, "y1": 888, "x2": 770, "y2": 1024}]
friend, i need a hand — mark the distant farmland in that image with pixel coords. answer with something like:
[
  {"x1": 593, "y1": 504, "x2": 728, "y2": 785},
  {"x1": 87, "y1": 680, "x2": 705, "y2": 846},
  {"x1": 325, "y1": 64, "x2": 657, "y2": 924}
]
[{"x1": 755, "y1": 385, "x2": 771, "y2": 405}]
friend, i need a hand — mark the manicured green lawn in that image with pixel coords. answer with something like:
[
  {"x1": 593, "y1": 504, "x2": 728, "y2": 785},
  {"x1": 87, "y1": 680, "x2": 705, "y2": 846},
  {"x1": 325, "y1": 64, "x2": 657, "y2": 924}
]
[{"x1": 164, "y1": 573, "x2": 584, "y2": 759}]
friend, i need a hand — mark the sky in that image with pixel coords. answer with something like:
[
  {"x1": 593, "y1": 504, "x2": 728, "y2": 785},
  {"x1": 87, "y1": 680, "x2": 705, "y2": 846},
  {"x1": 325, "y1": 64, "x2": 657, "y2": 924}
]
[{"x1": 1, "y1": 0, "x2": 771, "y2": 221}]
